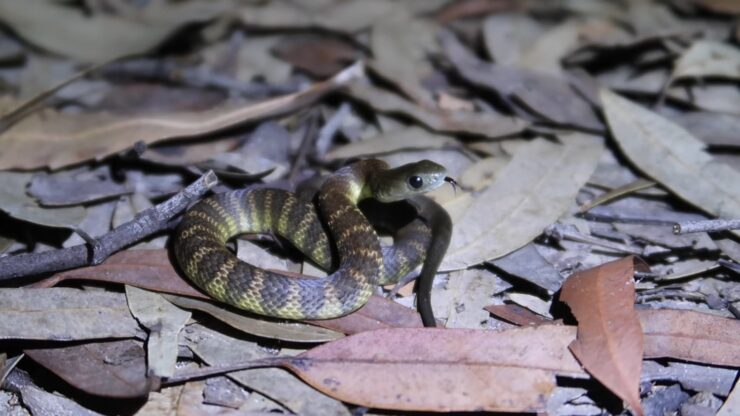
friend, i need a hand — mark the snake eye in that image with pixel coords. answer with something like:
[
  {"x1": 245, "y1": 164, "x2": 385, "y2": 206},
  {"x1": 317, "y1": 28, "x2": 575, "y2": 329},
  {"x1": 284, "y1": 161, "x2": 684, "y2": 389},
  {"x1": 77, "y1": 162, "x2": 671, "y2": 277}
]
[{"x1": 408, "y1": 175, "x2": 423, "y2": 189}]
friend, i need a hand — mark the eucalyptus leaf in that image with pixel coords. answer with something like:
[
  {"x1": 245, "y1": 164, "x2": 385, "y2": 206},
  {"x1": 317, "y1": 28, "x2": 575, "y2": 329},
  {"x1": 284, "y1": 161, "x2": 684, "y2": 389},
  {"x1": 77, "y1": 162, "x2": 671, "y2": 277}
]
[{"x1": 0, "y1": 172, "x2": 85, "y2": 229}]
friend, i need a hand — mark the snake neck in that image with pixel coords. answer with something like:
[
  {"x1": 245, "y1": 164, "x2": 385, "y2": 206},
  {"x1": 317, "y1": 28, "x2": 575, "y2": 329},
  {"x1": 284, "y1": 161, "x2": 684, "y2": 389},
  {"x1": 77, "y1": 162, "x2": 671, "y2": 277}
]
[{"x1": 317, "y1": 160, "x2": 388, "y2": 277}]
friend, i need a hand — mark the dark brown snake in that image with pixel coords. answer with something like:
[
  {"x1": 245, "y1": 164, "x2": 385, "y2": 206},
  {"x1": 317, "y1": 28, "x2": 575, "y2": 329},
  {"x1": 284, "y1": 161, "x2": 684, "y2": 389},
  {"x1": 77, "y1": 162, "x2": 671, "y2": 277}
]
[{"x1": 173, "y1": 159, "x2": 453, "y2": 320}]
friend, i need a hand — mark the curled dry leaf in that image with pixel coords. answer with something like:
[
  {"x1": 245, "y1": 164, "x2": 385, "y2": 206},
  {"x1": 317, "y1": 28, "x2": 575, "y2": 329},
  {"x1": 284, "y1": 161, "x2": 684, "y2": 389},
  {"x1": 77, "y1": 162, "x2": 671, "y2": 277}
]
[
  {"x1": 441, "y1": 134, "x2": 603, "y2": 271},
  {"x1": 561, "y1": 256, "x2": 648, "y2": 416},
  {"x1": 24, "y1": 340, "x2": 150, "y2": 399},
  {"x1": 0, "y1": 63, "x2": 362, "y2": 170},
  {"x1": 600, "y1": 89, "x2": 740, "y2": 237},
  {"x1": 287, "y1": 325, "x2": 586, "y2": 412},
  {"x1": 639, "y1": 309, "x2": 740, "y2": 367}
]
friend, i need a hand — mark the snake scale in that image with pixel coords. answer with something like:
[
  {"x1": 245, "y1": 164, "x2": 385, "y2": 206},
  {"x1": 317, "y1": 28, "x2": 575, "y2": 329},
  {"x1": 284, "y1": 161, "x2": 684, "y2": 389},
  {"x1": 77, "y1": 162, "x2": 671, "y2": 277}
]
[{"x1": 174, "y1": 159, "x2": 453, "y2": 320}]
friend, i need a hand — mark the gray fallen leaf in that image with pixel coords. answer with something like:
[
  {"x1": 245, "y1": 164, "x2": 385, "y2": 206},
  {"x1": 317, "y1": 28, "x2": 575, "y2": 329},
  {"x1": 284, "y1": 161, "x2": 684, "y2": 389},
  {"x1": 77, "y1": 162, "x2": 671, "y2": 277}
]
[
  {"x1": 180, "y1": 324, "x2": 350, "y2": 416},
  {"x1": 29, "y1": 167, "x2": 132, "y2": 207},
  {"x1": 441, "y1": 134, "x2": 603, "y2": 271},
  {"x1": 20, "y1": 385, "x2": 102, "y2": 416},
  {"x1": 125, "y1": 286, "x2": 191, "y2": 378},
  {"x1": 0, "y1": 172, "x2": 85, "y2": 229},
  {"x1": 490, "y1": 243, "x2": 564, "y2": 294},
  {"x1": 673, "y1": 40, "x2": 740, "y2": 81},
  {"x1": 642, "y1": 361, "x2": 737, "y2": 397},
  {"x1": 0, "y1": 0, "x2": 231, "y2": 63},
  {"x1": 0, "y1": 288, "x2": 140, "y2": 340},
  {"x1": 600, "y1": 89, "x2": 740, "y2": 237}
]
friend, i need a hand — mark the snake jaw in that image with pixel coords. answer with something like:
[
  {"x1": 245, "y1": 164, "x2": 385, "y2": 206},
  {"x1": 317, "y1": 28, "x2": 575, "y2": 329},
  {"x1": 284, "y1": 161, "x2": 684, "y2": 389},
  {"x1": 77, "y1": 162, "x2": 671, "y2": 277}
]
[{"x1": 444, "y1": 176, "x2": 458, "y2": 193}]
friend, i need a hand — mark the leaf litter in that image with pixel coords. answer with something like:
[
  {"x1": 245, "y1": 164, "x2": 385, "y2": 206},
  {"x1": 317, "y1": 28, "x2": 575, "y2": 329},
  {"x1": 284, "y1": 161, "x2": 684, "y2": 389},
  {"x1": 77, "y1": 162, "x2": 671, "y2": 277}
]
[{"x1": 0, "y1": 1, "x2": 739, "y2": 415}]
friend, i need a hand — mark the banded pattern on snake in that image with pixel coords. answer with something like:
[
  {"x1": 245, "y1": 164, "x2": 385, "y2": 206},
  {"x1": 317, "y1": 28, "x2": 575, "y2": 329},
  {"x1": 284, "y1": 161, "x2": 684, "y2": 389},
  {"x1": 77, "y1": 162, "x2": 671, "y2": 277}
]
[{"x1": 173, "y1": 159, "x2": 451, "y2": 319}]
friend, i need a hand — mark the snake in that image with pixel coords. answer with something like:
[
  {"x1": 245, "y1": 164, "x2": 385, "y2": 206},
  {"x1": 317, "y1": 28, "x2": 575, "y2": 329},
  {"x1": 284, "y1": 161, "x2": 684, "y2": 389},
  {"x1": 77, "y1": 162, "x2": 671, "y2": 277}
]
[{"x1": 173, "y1": 159, "x2": 454, "y2": 320}]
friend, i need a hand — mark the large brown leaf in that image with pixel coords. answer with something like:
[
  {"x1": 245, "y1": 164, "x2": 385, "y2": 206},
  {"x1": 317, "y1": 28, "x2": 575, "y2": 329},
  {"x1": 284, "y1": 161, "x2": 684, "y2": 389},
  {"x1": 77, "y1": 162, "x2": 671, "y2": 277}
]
[
  {"x1": 286, "y1": 325, "x2": 586, "y2": 412},
  {"x1": 24, "y1": 340, "x2": 151, "y2": 399},
  {"x1": 640, "y1": 309, "x2": 740, "y2": 367},
  {"x1": 561, "y1": 256, "x2": 647, "y2": 416},
  {"x1": 0, "y1": 63, "x2": 361, "y2": 170}
]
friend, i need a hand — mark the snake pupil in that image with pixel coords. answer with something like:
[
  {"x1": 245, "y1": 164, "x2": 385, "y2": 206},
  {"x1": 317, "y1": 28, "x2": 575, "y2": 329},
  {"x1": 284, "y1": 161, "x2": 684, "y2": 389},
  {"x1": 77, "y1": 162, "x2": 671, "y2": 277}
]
[{"x1": 408, "y1": 175, "x2": 423, "y2": 189}]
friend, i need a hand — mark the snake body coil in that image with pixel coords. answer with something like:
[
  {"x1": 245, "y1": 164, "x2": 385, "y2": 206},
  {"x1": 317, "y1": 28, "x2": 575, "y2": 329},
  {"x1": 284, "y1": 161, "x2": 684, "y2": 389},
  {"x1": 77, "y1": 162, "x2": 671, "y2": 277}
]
[{"x1": 174, "y1": 159, "x2": 449, "y2": 319}]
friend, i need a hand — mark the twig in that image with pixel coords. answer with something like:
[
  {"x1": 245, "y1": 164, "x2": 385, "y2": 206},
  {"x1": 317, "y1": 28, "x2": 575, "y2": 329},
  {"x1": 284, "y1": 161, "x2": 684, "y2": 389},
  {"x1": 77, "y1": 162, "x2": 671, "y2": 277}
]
[
  {"x1": 0, "y1": 171, "x2": 218, "y2": 281},
  {"x1": 163, "y1": 356, "x2": 286, "y2": 385},
  {"x1": 315, "y1": 102, "x2": 351, "y2": 159},
  {"x1": 288, "y1": 111, "x2": 320, "y2": 183},
  {"x1": 673, "y1": 219, "x2": 740, "y2": 234}
]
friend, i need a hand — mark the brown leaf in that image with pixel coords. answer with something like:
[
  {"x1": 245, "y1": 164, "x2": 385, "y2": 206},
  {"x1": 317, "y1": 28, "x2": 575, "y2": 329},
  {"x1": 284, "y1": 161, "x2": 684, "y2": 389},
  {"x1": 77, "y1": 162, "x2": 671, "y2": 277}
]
[
  {"x1": 0, "y1": 63, "x2": 361, "y2": 170},
  {"x1": 560, "y1": 256, "x2": 647, "y2": 416},
  {"x1": 39, "y1": 249, "x2": 342, "y2": 343},
  {"x1": 24, "y1": 340, "x2": 151, "y2": 398},
  {"x1": 36, "y1": 249, "x2": 208, "y2": 299},
  {"x1": 484, "y1": 304, "x2": 554, "y2": 326},
  {"x1": 308, "y1": 295, "x2": 423, "y2": 334},
  {"x1": 639, "y1": 309, "x2": 740, "y2": 367},
  {"x1": 287, "y1": 325, "x2": 586, "y2": 412},
  {"x1": 272, "y1": 35, "x2": 360, "y2": 78}
]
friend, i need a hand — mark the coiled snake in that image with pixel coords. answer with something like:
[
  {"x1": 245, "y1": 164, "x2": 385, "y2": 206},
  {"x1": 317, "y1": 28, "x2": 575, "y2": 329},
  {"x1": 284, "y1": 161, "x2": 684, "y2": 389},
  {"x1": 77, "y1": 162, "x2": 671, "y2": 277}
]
[{"x1": 174, "y1": 159, "x2": 453, "y2": 320}]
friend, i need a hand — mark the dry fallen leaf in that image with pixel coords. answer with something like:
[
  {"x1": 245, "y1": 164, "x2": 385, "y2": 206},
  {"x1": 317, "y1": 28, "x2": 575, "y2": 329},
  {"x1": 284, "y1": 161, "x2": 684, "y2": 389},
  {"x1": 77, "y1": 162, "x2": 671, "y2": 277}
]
[
  {"x1": 561, "y1": 256, "x2": 647, "y2": 416},
  {"x1": 0, "y1": 0, "x2": 231, "y2": 63},
  {"x1": 0, "y1": 288, "x2": 140, "y2": 340},
  {"x1": 600, "y1": 89, "x2": 740, "y2": 237},
  {"x1": 24, "y1": 340, "x2": 150, "y2": 398},
  {"x1": 326, "y1": 126, "x2": 457, "y2": 160},
  {"x1": 0, "y1": 63, "x2": 362, "y2": 170},
  {"x1": 639, "y1": 309, "x2": 740, "y2": 367},
  {"x1": 125, "y1": 286, "x2": 191, "y2": 379},
  {"x1": 347, "y1": 83, "x2": 526, "y2": 139},
  {"x1": 673, "y1": 40, "x2": 740, "y2": 81},
  {"x1": 0, "y1": 172, "x2": 86, "y2": 229},
  {"x1": 288, "y1": 325, "x2": 586, "y2": 412},
  {"x1": 441, "y1": 134, "x2": 603, "y2": 271}
]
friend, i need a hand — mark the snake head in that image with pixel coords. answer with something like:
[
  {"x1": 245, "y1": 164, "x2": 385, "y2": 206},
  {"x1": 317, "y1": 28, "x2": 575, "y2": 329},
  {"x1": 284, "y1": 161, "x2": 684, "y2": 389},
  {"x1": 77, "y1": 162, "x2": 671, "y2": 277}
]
[{"x1": 373, "y1": 160, "x2": 451, "y2": 202}]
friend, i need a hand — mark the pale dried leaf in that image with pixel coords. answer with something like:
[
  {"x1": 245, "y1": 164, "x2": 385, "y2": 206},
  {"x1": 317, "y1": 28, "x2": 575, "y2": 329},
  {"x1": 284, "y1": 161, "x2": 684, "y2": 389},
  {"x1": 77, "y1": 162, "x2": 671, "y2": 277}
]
[
  {"x1": 326, "y1": 126, "x2": 457, "y2": 159},
  {"x1": 600, "y1": 89, "x2": 740, "y2": 236},
  {"x1": 0, "y1": 288, "x2": 140, "y2": 340},
  {"x1": 181, "y1": 324, "x2": 350, "y2": 416},
  {"x1": 0, "y1": 0, "x2": 230, "y2": 63},
  {"x1": 441, "y1": 134, "x2": 603, "y2": 271},
  {"x1": 347, "y1": 83, "x2": 526, "y2": 138},
  {"x1": 0, "y1": 172, "x2": 85, "y2": 229},
  {"x1": 125, "y1": 286, "x2": 191, "y2": 378},
  {"x1": 673, "y1": 40, "x2": 740, "y2": 81},
  {"x1": 370, "y1": 12, "x2": 438, "y2": 104},
  {"x1": 0, "y1": 64, "x2": 362, "y2": 170}
]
